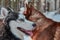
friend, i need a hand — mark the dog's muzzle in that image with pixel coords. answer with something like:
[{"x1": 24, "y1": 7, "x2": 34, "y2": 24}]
[
  {"x1": 17, "y1": 27, "x2": 33, "y2": 36},
  {"x1": 17, "y1": 23, "x2": 36, "y2": 36}
]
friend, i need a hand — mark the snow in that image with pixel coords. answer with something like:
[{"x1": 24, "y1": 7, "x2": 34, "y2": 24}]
[
  {"x1": 43, "y1": 11, "x2": 60, "y2": 22},
  {"x1": 19, "y1": 7, "x2": 25, "y2": 14}
]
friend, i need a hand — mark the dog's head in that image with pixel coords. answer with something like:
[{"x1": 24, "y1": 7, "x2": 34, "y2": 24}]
[{"x1": 2, "y1": 7, "x2": 36, "y2": 38}]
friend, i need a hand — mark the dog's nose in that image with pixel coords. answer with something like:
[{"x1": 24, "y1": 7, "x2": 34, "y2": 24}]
[{"x1": 32, "y1": 24, "x2": 36, "y2": 27}]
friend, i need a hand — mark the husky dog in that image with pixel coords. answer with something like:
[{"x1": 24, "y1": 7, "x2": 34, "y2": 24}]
[{"x1": 1, "y1": 7, "x2": 36, "y2": 40}]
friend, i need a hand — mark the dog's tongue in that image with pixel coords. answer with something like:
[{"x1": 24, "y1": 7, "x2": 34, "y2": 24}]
[
  {"x1": 25, "y1": 30, "x2": 33, "y2": 36},
  {"x1": 17, "y1": 27, "x2": 33, "y2": 36}
]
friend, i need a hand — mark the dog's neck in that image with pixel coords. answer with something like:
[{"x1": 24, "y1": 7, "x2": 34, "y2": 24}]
[{"x1": 9, "y1": 21, "x2": 32, "y2": 40}]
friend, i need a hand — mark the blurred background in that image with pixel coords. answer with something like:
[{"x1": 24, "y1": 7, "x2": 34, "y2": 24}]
[{"x1": 0, "y1": 0, "x2": 60, "y2": 13}]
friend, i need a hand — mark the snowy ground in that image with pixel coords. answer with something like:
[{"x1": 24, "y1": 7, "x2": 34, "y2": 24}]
[{"x1": 43, "y1": 11, "x2": 60, "y2": 22}]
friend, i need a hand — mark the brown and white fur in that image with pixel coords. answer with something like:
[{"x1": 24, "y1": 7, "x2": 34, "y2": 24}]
[{"x1": 24, "y1": 4, "x2": 60, "y2": 40}]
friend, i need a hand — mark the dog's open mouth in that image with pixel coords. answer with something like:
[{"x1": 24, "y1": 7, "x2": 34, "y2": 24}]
[{"x1": 17, "y1": 27, "x2": 33, "y2": 36}]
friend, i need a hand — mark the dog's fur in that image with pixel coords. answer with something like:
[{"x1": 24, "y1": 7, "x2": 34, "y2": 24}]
[
  {"x1": 26, "y1": 6, "x2": 56, "y2": 40},
  {"x1": 1, "y1": 7, "x2": 36, "y2": 40},
  {"x1": 25, "y1": 4, "x2": 60, "y2": 40}
]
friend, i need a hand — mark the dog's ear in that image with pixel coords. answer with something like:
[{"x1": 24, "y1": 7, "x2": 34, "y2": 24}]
[
  {"x1": 1, "y1": 7, "x2": 14, "y2": 17},
  {"x1": 1, "y1": 7, "x2": 8, "y2": 17},
  {"x1": 6, "y1": 7, "x2": 14, "y2": 12},
  {"x1": 6, "y1": 7, "x2": 14, "y2": 15}
]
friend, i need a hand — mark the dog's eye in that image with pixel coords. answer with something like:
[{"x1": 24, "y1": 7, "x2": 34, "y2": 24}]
[{"x1": 19, "y1": 19, "x2": 24, "y2": 22}]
